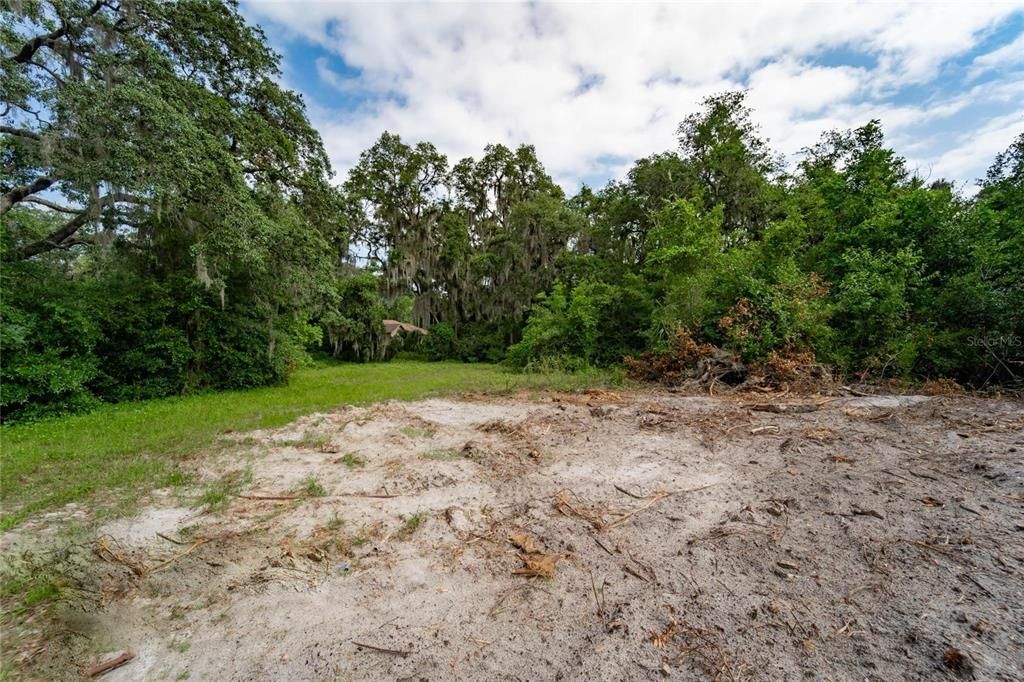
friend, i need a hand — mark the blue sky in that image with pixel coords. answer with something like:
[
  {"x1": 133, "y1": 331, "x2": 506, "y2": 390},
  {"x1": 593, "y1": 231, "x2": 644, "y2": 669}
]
[{"x1": 241, "y1": 1, "x2": 1024, "y2": 193}]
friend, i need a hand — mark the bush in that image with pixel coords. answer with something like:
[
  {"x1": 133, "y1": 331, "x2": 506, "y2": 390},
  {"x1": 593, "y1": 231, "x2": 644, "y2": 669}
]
[
  {"x1": 423, "y1": 321, "x2": 460, "y2": 361},
  {"x1": 0, "y1": 263, "x2": 101, "y2": 421}
]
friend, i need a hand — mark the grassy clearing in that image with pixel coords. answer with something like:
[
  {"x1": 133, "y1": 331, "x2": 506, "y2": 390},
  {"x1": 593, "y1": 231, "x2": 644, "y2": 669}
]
[{"x1": 0, "y1": 360, "x2": 617, "y2": 530}]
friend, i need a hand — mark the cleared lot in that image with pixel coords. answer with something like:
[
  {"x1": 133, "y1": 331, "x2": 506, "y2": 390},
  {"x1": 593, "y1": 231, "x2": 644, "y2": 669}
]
[{"x1": 4, "y1": 389, "x2": 1023, "y2": 680}]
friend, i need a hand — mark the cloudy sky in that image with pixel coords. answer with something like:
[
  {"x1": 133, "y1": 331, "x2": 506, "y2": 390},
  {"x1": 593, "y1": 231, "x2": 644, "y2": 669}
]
[{"x1": 241, "y1": 1, "x2": 1024, "y2": 193}]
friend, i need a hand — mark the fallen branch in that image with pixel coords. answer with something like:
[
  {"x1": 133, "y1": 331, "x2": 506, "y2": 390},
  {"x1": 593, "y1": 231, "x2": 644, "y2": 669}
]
[{"x1": 84, "y1": 651, "x2": 135, "y2": 677}]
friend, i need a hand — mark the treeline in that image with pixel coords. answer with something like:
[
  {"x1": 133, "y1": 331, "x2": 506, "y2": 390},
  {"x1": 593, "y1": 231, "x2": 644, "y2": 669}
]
[{"x1": 2, "y1": 1, "x2": 1022, "y2": 422}]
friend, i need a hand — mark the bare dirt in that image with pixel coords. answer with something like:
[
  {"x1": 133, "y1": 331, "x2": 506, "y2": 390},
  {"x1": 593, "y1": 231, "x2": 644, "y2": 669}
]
[{"x1": 5, "y1": 389, "x2": 1024, "y2": 680}]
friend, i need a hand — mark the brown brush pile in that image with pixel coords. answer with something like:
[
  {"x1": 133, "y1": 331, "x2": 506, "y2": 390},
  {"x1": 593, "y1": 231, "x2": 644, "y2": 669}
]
[
  {"x1": 626, "y1": 330, "x2": 833, "y2": 393},
  {"x1": 625, "y1": 330, "x2": 746, "y2": 387}
]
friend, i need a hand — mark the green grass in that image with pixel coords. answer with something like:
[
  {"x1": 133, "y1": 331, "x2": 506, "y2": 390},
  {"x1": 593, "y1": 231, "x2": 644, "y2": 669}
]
[
  {"x1": 299, "y1": 474, "x2": 327, "y2": 498},
  {"x1": 282, "y1": 431, "x2": 332, "y2": 450},
  {"x1": 396, "y1": 512, "x2": 424, "y2": 539},
  {"x1": 399, "y1": 425, "x2": 433, "y2": 438},
  {"x1": 338, "y1": 452, "x2": 366, "y2": 468},
  {"x1": 194, "y1": 468, "x2": 252, "y2": 512},
  {"x1": 0, "y1": 360, "x2": 616, "y2": 529}
]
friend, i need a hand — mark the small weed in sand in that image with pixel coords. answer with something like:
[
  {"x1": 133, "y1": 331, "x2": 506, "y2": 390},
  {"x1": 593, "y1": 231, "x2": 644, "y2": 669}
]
[
  {"x1": 299, "y1": 475, "x2": 327, "y2": 498},
  {"x1": 195, "y1": 468, "x2": 252, "y2": 512},
  {"x1": 419, "y1": 449, "x2": 464, "y2": 461},
  {"x1": 396, "y1": 512, "x2": 425, "y2": 539},
  {"x1": 284, "y1": 431, "x2": 331, "y2": 450},
  {"x1": 339, "y1": 452, "x2": 366, "y2": 468},
  {"x1": 400, "y1": 425, "x2": 434, "y2": 439},
  {"x1": 173, "y1": 638, "x2": 191, "y2": 653},
  {"x1": 327, "y1": 514, "x2": 346, "y2": 531}
]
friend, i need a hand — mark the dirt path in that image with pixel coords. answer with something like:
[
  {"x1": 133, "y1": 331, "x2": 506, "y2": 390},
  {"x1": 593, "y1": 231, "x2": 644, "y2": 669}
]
[{"x1": 8, "y1": 390, "x2": 1024, "y2": 680}]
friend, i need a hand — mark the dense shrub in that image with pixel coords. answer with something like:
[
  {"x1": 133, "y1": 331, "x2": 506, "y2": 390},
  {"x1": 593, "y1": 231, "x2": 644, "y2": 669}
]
[{"x1": 0, "y1": 263, "x2": 101, "y2": 420}]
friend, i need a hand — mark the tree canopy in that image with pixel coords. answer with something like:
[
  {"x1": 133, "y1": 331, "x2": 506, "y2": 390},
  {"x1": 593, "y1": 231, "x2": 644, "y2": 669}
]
[{"x1": 2, "y1": 4, "x2": 1021, "y2": 422}]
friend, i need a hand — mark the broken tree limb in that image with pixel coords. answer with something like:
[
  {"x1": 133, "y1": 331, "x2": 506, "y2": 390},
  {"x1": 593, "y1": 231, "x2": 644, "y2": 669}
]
[{"x1": 84, "y1": 651, "x2": 135, "y2": 677}]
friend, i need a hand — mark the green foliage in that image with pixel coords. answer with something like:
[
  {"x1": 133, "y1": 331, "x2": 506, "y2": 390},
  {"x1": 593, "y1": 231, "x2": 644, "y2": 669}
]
[
  {"x1": 423, "y1": 321, "x2": 460, "y2": 361},
  {"x1": 196, "y1": 468, "x2": 252, "y2": 513},
  {"x1": 1, "y1": 0, "x2": 340, "y2": 421},
  {"x1": 677, "y1": 91, "x2": 782, "y2": 239},
  {"x1": 396, "y1": 512, "x2": 425, "y2": 539},
  {"x1": 320, "y1": 271, "x2": 414, "y2": 362},
  {"x1": 507, "y1": 277, "x2": 652, "y2": 368},
  {"x1": 0, "y1": 259, "x2": 101, "y2": 420},
  {"x1": 715, "y1": 260, "x2": 834, "y2": 362},
  {"x1": 514, "y1": 106, "x2": 1021, "y2": 387},
  {"x1": 4, "y1": 50, "x2": 1022, "y2": 427}
]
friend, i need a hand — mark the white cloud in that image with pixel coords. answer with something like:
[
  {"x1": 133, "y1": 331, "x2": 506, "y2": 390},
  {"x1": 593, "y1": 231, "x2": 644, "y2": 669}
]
[
  {"x1": 968, "y1": 32, "x2": 1024, "y2": 80},
  {"x1": 929, "y1": 112, "x2": 1024, "y2": 186},
  {"x1": 244, "y1": 1, "x2": 1024, "y2": 191}
]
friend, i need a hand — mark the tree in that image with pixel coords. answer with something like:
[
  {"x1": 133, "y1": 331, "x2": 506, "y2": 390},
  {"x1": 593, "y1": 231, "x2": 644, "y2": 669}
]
[
  {"x1": 677, "y1": 91, "x2": 781, "y2": 240},
  {"x1": 1, "y1": 0, "x2": 340, "y2": 420},
  {"x1": 1, "y1": 0, "x2": 335, "y2": 263},
  {"x1": 344, "y1": 132, "x2": 448, "y2": 325},
  {"x1": 451, "y1": 144, "x2": 576, "y2": 326}
]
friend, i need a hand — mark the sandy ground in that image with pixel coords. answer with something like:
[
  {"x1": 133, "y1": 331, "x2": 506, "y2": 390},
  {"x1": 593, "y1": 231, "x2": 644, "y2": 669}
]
[{"x1": 4, "y1": 389, "x2": 1024, "y2": 681}]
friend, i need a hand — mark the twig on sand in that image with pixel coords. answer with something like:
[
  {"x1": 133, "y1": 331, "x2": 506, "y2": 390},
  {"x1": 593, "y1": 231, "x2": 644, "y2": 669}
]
[
  {"x1": 239, "y1": 491, "x2": 402, "y2": 500},
  {"x1": 340, "y1": 492, "x2": 402, "y2": 499},
  {"x1": 613, "y1": 484, "x2": 646, "y2": 499},
  {"x1": 156, "y1": 532, "x2": 188, "y2": 545},
  {"x1": 591, "y1": 534, "x2": 615, "y2": 555},
  {"x1": 238, "y1": 494, "x2": 303, "y2": 501},
  {"x1": 588, "y1": 569, "x2": 607, "y2": 619},
  {"x1": 746, "y1": 403, "x2": 819, "y2": 414},
  {"x1": 606, "y1": 484, "x2": 715, "y2": 530},
  {"x1": 351, "y1": 641, "x2": 413, "y2": 657},
  {"x1": 606, "y1": 492, "x2": 672, "y2": 529},
  {"x1": 149, "y1": 539, "x2": 209, "y2": 574},
  {"x1": 84, "y1": 651, "x2": 135, "y2": 677}
]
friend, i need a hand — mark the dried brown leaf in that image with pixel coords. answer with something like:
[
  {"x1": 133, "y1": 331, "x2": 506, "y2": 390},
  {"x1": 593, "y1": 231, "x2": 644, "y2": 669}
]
[
  {"x1": 508, "y1": 532, "x2": 542, "y2": 554},
  {"x1": 513, "y1": 552, "x2": 560, "y2": 578}
]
